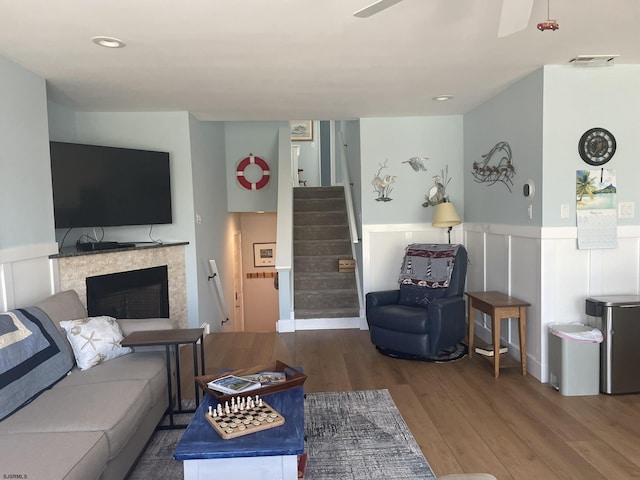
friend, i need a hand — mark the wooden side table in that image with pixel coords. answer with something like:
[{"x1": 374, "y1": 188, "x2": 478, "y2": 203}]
[
  {"x1": 465, "y1": 291, "x2": 530, "y2": 378},
  {"x1": 122, "y1": 328, "x2": 205, "y2": 428}
]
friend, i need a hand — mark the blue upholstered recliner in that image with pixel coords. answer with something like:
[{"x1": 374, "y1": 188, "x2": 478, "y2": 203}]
[{"x1": 366, "y1": 244, "x2": 468, "y2": 359}]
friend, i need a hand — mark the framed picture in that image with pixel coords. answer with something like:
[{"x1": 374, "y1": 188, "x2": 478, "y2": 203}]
[
  {"x1": 290, "y1": 120, "x2": 314, "y2": 142},
  {"x1": 253, "y1": 242, "x2": 276, "y2": 267}
]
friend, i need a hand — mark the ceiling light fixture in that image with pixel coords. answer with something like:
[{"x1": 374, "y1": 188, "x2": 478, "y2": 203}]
[
  {"x1": 91, "y1": 36, "x2": 126, "y2": 48},
  {"x1": 433, "y1": 95, "x2": 453, "y2": 102}
]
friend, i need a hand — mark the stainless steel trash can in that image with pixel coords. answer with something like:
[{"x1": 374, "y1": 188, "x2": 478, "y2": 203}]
[{"x1": 586, "y1": 296, "x2": 640, "y2": 394}]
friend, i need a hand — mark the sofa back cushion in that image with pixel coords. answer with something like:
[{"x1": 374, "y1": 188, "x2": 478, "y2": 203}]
[{"x1": 0, "y1": 307, "x2": 74, "y2": 420}]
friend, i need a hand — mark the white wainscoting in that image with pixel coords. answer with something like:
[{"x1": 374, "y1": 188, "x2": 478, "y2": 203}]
[
  {"x1": 363, "y1": 222, "x2": 640, "y2": 384},
  {"x1": 362, "y1": 223, "x2": 464, "y2": 294},
  {"x1": 0, "y1": 243, "x2": 59, "y2": 311}
]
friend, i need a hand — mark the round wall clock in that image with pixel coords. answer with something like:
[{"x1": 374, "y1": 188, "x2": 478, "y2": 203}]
[{"x1": 578, "y1": 127, "x2": 616, "y2": 166}]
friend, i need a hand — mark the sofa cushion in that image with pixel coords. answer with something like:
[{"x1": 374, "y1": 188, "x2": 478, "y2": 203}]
[
  {"x1": 0, "y1": 307, "x2": 74, "y2": 420},
  {"x1": 60, "y1": 316, "x2": 132, "y2": 370},
  {"x1": 0, "y1": 431, "x2": 108, "y2": 480},
  {"x1": 36, "y1": 289, "x2": 88, "y2": 354},
  {"x1": 0, "y1": 379, "x2": 153, "y2": 460},
  {"x1": 59, "y1": 351, "x2": 168, "y2": 400}
]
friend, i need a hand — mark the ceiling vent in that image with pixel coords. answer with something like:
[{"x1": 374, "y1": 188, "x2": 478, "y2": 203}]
[{"x1": 569, "y1": 55, "x2": 619, "y2": 67}]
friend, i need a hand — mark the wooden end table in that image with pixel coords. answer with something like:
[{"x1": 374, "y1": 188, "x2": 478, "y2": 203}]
[
  {"x1": 465, "y1": 291, "x2": 530, "y2": 378},
  {"x1": 122, "y1": 328, "x2": 205, "y2": 428}
]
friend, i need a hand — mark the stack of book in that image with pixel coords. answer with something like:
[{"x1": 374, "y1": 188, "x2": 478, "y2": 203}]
[
  {"x1": 474, "y1": 344, "x2": 508, "y2": 357},
  {"x1": 206, "y1": 371, "x2": 287, "y2": 395}
]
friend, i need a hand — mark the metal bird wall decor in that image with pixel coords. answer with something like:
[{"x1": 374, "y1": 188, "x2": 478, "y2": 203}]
[
  {"x1": 471, "y1": 141, "x2": 516, "y2": 192},
  {"x1": 372, "y1": 159, "x2": 396, "y2": 202},
  {"x1": 423, "y1": 165, "x2": 452, "y2": 207},
  {"x1": 402, "y1": 156, "x2": 428, "y2": 172}
]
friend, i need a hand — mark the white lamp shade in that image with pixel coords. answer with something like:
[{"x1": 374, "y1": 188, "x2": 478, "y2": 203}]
[{"x1": 432, "y1": 202, "x2": 462, "y2": 228}]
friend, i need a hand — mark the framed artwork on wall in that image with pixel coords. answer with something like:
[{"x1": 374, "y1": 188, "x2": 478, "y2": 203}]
[
  {"x1": 290, "y1": 120, "x2": 313, "y2": 141},
  {"x1": 253, "y1": 242, "x2": 276, "y2": 267}
]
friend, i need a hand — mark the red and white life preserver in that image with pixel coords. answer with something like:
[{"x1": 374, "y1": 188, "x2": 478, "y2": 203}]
[{"x1": 236, "y1": 155, "x2": 270, "y2": 190}]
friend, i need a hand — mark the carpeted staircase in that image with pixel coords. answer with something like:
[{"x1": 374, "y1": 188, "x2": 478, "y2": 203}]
[{"x1": 293, "y1": 186, "x2": 359, "y2": 319}]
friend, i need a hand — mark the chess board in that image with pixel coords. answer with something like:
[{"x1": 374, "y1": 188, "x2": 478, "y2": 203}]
[{"x1": 205, "y1": 396, "x2": 285, "y2": 440}]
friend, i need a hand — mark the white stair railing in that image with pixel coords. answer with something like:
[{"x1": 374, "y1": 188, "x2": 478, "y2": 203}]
[{"x1": 338, "y1": 129, "x2": 364, "y2": 319}]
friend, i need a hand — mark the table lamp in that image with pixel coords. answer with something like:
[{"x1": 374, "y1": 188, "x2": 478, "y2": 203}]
[{"x1": 432, "y1": 201, "x2": 461, "y2": 243}]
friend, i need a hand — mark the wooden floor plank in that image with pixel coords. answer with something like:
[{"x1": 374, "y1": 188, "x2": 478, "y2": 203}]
[{"x1": 177, "y1": 329, "x2": 640, "y2": 479}]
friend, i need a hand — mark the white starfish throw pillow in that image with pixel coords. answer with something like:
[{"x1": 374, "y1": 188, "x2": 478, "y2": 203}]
[{"x1": 60, "y1": 316, "x2": 132, "y2": 370}]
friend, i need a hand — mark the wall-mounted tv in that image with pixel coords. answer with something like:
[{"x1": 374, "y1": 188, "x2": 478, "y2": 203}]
[{"x1": 50, "y1": 141, "x2": 172, "y2": 229}]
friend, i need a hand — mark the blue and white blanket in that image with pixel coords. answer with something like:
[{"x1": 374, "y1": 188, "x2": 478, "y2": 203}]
[{"x1": 398, "y1": 244, "x2": 460, "y2": 288}]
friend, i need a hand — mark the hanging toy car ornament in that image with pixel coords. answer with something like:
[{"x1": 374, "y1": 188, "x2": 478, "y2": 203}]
[{"x1": 537, "y1": 0, "x2": 559, "y2": 31}]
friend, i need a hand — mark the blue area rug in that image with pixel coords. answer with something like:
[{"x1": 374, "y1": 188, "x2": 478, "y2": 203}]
[{"x1": 129, "y1": 389, "x2": 435, "y2": 480}]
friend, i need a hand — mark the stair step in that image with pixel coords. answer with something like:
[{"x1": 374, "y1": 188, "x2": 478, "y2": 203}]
[
  {"x1": 294, "y1": 198, "x2": 346, "y2": 212},
  {"x1": 295, "y1": 271, "x2": 356, "y2": 290},
  {"x1": 294, "y1": 186, "x2": 344, "y2": 200},
  {"x1": 295, "y1": 289, "x2": 359, "y2": 309},
  {"x1": 294, "y1": 255, "x2": 353, "y2": 272},
  {"x1": 292, "y1": 186, "x2": 358, "y2": 322},
  {"x1": 295, "y1": 307, "x2": 360, "y2": 319},
  {"x1": 294, "y1": 211, "x2": 347, "y2": 226},
  {"x1": 294, "y1": 225, "x2": 349, "y2": 241},
  {"x1": 294, "y1": 239, "x2": 351, "y2": 256}
]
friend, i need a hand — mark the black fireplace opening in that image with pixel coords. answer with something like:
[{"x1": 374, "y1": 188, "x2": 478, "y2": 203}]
[{"x1": 86, "y1": 266, "x2": 169, "y2": 319}]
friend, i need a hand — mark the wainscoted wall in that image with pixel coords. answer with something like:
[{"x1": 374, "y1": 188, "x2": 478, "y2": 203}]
[
  {"x1": 363, "y1": 222, "x2": 640, "y2": 383},
  {"x1": 0, "y1": 243, "x2": 59, "y2": 311},
  {"x1": 465, "y1": 223, "x2": 542, "y2": 379},
  {"x1": 467, "y1": 223, "x2": 640, "y2": 382},
  {"x1": 363, "y1": 223, "x2": 465, "y2": 293},
  {"x1": 54, "y1": 245, "x2": 188, "y2": 328}
]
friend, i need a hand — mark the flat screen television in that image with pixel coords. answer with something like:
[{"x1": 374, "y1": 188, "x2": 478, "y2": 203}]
[{"x1": 50, "y1": 141, "x2": 172, "y2": 229}]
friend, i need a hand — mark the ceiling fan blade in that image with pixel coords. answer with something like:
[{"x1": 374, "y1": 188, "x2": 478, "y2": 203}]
[
  {"x1": 497, "y1": 0, "x2": 534, "y2": 37},
  {"x1": 353, "y1": 0, "x2": 404, "y2": 18}
]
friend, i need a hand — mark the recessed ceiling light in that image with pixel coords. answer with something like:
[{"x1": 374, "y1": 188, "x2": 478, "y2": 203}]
[
  {"x1": 92, "y1": 36, "x2": 126, "y2": 48},
  {"x1": 433, "y1": 95, "x2": 453, "y2": 102}
]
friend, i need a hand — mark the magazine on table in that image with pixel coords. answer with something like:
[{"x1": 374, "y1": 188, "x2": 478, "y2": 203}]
[
  {"x1": 240, "y1": 371, "x2": 287, "y2": 385},
  {"x1": 206, "y1": 375, "x2": 261, "y2": 394},
  {"x1": 474, "y1": 344, "x2": 508, "y2": 357}
]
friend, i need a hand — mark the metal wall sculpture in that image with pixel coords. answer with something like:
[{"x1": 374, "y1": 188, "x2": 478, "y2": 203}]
[
  {"x1": 423, "y1": 166, "x2": 451, "y2": 207},
  {"x1": 471, "y1": 141, "x2": 515, "y2": 192},
  {"x1": 372, "y1": 159, "x2": 397, "y2": 202}
]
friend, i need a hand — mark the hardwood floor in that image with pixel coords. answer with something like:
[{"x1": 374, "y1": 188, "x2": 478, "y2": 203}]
[{"x1": 179, "y1": 330, "x2": 640, "y2": 479}]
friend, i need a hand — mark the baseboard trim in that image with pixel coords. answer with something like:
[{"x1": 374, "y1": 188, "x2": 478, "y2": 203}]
[{"x1": 277, "y1": 317, "x2": 364, "y2": 332}]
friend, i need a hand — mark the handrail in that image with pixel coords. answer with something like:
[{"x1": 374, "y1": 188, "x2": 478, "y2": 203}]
[
  {"x1": 338, "y1": 128, "x2": 364, "y2": 318},
  {"x1": 339, "y1": 131, "x2": 359, "y2": 245}
]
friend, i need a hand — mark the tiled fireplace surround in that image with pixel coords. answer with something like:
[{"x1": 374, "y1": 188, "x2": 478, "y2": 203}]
[{"x1": 55, "y1": 244, "x2": 188, "y2": 328}]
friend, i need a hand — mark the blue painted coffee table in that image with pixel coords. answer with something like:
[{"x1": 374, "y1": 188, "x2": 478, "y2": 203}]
[{"x1": 174, "y1": 387, "x2": 304, "y2": 480}]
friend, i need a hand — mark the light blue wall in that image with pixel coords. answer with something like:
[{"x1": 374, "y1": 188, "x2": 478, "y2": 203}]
[
  {"x1": 464, "y1": 68, "x2": 544, "y2": 226},
  {"x1": 225, "y1": 121, "x2": 288, "y2": 212},
  {"x1": 47, "y1": 110, "x2": 201, "y2": 326},
  {"x1": 189, "y1": 116, "x2": 238, "y2": 331},
  {"x1": 0, "y1": 56, "x2": 55, "y2": 249},
  {"x1": 359, "y1": 116, "x2": 464, "y2": 225},
  {"x1": 293, "y1": 120, "x2": 320, "y2": 187},
  {"x1": 543, "y1": 65, "x2": 640, "y2": 227}
]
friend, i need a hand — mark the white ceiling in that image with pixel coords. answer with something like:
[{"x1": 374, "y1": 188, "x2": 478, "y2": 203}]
[{"x1": 1, "y1": 0, "x2": 639, "y2": 121}]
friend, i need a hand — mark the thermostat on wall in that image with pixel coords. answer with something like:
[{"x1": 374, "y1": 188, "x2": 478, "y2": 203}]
[{"x1": 523, "y1": 180, "x2": 535, "y2": 198}]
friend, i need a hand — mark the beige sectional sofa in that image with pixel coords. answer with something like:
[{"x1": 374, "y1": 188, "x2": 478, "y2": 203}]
[{"x1": 0, "y1": 290, "x2": 176, "y2": 480}]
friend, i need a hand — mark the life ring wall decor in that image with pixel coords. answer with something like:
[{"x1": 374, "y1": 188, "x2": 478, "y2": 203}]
[{"x1": 236, "y1": 154, "x2": 270, "y2": 190}]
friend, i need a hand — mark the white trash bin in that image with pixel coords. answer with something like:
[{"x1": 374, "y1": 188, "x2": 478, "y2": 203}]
[{"x1": 548, "y1": 324, "x2": 603, "y2": 396}]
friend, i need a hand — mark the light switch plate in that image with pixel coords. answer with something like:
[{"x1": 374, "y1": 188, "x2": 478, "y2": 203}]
[
  {"x1": 560, "y1": 204, "x2": 570, "y2": 219},
  {"x1": 619, "y1": 202, "x2": 635, "y2": 219}
]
